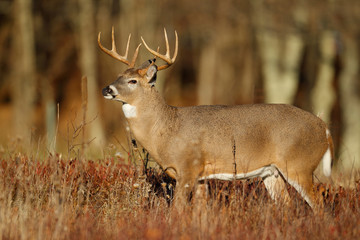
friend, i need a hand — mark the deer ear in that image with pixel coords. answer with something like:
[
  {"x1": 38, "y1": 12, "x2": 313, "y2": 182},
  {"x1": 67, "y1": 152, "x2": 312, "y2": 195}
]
[{"x1": 145, "y1": 65, "x2": 157, "y2": 85}]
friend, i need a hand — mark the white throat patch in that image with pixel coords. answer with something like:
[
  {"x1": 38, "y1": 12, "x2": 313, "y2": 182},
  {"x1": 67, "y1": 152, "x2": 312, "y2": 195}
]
[{"x1": 122, "y1": 104, "x2": 137, "y2": 118}]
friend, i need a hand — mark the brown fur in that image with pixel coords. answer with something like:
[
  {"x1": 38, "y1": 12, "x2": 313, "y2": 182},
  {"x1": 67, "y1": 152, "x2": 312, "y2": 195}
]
[{"x1": 101, "y1": 62, "x2": 333, "y2": 209}]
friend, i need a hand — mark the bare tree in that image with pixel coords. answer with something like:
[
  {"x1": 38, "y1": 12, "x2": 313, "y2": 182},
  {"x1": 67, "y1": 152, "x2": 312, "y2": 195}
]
[
  {"x1": 197, "y1": 41, "x2": 218, "y2": 105},
  {"x1": 310, "y1": 32, "x2": 337, "y2": 124},
  {"x1": 252, "y1": 1, "x2": 305, "y2": 104},
  {"x1": 77, "y1": 0, "x2": 105, "y2": 152},
  {"x1": 197, "y1": 1, "x2": 246, "y2": 105},
  {"x1": 339, "y1": 36, "x2": 360, "y2": 171},
  {"x1": 11, "y1": 0, "x2": 36, "y2": 147}
]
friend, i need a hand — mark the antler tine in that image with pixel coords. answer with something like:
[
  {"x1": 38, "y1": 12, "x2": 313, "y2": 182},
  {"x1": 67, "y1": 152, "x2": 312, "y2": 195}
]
[
  {"x1": 115, "y1": 27, "x2": 129, "y2": 59},
  {"x1": 129, "y1": 43, "x2": 142, "y2": 68},
  {"x1": 141, "y1": 28, "x2": 178, "y2": 71},
  {"x1": 164, "y1": 29, "x2": 170, "y2": 59},
  {"x1": 98, "y1": 27, "x2": 142, "y2": 67}
]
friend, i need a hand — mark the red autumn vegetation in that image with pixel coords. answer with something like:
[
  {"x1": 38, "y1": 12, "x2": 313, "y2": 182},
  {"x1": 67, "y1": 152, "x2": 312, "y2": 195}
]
[{"x1": 0, "y1": 151, "x2": 359, "y2": 239}]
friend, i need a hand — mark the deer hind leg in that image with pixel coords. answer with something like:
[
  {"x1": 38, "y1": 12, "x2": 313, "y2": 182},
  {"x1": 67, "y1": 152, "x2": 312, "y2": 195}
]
[
  {"x1": 263, "y1": 174, "x2": 291, "y2": 205},
  {"x1": 285, "y1": 174, "x2": 319, "y2": 210}
]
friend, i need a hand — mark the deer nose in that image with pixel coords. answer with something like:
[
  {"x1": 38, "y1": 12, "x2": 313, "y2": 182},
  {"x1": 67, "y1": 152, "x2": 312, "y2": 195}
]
[
  {"x1": 102, "y1": 86, "x2": 113, "y2": 96},
  {"x1": 102, "y1": 85, "x2": 120, "y2": 100},
  {"x1": 102, "y1": 85, "x2": 118, "y2": 100}
]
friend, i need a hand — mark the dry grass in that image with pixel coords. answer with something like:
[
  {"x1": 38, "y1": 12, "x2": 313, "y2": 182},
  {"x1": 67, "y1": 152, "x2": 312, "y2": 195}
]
[{"x1": 0, "y1": 150, "x2": 359, "y2": 240}]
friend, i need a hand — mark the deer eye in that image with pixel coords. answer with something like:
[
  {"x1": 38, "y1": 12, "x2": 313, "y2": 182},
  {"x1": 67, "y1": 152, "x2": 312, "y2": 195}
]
[{"x1": 128, "y1": 79, "x2": 137, "y2": 84}]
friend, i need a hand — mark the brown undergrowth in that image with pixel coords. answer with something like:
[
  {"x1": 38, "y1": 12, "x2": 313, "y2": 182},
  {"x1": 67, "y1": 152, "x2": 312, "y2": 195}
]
[{"x1": 0, "y1": 152, "x2": 359, "y2": 240}]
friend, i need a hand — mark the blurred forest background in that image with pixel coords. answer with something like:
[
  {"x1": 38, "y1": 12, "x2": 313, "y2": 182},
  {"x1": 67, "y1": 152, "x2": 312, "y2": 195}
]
[{"x1": 0, "y1": 0, "x2": 359, "y2": 174}]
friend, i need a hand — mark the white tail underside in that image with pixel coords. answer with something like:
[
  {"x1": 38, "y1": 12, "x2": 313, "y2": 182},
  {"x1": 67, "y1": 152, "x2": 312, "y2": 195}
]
[{"x1": 322, "y1": 129, "x2": 332, "y2": 177}]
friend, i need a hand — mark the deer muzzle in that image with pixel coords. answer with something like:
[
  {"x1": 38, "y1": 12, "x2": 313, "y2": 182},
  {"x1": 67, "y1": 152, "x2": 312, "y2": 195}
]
[{"x1": 102, "y1": 85, "x2": 118, "y2": 100}]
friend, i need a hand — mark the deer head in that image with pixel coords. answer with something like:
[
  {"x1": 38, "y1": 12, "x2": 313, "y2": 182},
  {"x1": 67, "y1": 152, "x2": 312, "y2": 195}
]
[{"x1": 99, "y1": 27, "x2": 177, "y2": 106}]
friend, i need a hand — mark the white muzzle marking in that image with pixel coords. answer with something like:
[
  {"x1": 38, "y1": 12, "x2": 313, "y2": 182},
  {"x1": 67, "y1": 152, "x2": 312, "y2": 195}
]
[
  {"x1": 109, "y1": 85, "x2": 118, "y2": 95},
  {"x1": 103, "y1": 85, "x2": 119, "y2": 100},
  {"x1": 104, "y1": 95, "x2": 113, "y2": 100}
]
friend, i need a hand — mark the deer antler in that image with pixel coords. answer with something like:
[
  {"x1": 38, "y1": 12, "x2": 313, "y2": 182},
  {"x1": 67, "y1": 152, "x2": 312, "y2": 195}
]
[
  {"x1": 98, "y1": 26, "x2": 141, "y2": 68},
  {"x1": 141, "y1": 28, "x2": 178, "y2": 71}
]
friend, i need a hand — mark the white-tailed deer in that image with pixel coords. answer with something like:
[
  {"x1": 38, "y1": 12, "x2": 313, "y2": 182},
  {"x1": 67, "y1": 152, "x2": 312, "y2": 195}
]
[{"x1": 98, "y1": 27, "x2": 334, "y2": 209}]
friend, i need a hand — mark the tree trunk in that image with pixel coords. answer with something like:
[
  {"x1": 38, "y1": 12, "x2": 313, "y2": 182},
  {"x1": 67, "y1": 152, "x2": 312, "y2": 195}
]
[
  {"x1": 310, "y1": 31, "x2": 336, "y2": 124},
  {"x1": 252, "y1": 1, "x2": 305, "y2": 104},
  {"x1": 78, "y1": 0, "x2": 105, "y2": 152},
  {"x1": 11, "y1": 0, "x2": 36, "y2": 147},
  {"x1": 197, "y1": 43, "x2": 217, "y2": 105},
  {"x1": 257, "y1": 31, "x2": 304, "y2": 104},
  {"x1": 43, "y1": 77, "x2": 57, "y2": 153},
  {"x1": 338, "y1": 36, "x2": 360, "y2": 171},
  {"x1": 238, "y1": 47, "x2": 255, "y2": 104}
]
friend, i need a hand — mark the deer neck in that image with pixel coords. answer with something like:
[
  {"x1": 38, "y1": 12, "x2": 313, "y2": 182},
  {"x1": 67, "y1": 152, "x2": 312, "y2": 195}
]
[{"x1": 123, "y1": 88, "x2": 176, "y2": 153}]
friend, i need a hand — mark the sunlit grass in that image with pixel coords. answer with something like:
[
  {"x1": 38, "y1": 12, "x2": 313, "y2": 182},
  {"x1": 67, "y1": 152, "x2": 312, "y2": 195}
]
[{"x1": 0, "y1": 150, "x2": 359, "y2": 239}]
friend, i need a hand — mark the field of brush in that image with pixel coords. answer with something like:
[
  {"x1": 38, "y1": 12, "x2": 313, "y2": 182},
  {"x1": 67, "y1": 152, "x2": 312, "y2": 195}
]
[{"x1": 0, "y1": 148, "x2": 359, "y2": 240}]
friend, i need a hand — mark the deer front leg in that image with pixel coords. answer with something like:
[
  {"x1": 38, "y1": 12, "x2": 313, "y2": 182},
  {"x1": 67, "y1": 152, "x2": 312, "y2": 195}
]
[
  {"x1": 172, "y1": 176, "x2": 194, "y2": 213},
  {"x1": 172, "y1": 163, "x2": 205, "y2": 212},
  {"x1": 169, "y1": 138, "x2": 205, "y2": 211},
  {"x1": 194, "y1": 183, "x2": 208, "y2": 203}
]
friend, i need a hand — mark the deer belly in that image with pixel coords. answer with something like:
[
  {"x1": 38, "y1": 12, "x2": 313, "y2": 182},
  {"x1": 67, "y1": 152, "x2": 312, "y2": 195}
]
[{"x1": 199, "y1": 164, "x2": 277, "y2": 181}]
